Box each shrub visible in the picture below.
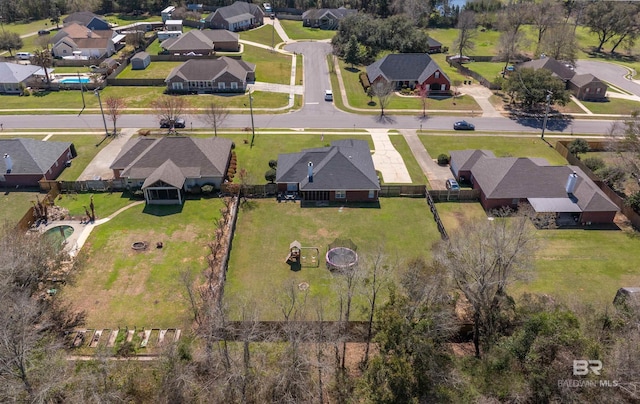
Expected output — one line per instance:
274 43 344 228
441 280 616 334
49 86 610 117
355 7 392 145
265 168 276 183
132 189 144 199
568 139 590 158
583 156 605 172
437 154 450 165
596 166 626 192
626 191 640 212
201 184 215 194
359 71 371 91
269 159 278 169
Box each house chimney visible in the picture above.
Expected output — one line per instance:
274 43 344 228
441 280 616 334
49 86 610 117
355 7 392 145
87 30 92 37
4 153 13 174
307 161 313 183
566 171 578 194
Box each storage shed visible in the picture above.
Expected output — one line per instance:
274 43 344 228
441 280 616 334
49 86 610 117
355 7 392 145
131 52 151 70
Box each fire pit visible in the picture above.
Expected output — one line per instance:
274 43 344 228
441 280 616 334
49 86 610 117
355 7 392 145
131 241 148 251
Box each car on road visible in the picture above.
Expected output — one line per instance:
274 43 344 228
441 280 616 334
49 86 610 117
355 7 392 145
453 120 475 131
160 118 186 128
37 29 50 35
324 90 333 101
445 178 460 190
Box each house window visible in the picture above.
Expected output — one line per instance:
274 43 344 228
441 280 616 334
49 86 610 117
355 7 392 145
231 82 238 89
435 71 440 78
218 82 225 90
596 87 601 93
368 189 375 199
586 88 590 92
335 190 346 199
172 82 183 90
441 84 446 91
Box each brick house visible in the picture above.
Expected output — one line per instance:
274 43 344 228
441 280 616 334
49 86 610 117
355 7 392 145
366 53 451 94
0 138 75 187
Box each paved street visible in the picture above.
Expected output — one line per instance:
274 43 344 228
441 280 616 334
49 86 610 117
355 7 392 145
575 60 640 96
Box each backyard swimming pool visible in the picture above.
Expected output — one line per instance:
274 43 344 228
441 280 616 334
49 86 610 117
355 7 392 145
59 77 90 84
44 225 74 249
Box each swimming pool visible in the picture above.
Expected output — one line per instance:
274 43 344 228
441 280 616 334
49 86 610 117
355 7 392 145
59 77 90 84
44 225 74 249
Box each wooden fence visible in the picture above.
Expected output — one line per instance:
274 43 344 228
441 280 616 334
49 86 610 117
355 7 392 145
556 140 640 230
15 185 60 232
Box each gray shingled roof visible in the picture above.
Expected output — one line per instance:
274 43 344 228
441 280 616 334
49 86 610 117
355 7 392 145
165 57 255 82
111 137 232 181
63 11 106 26
206 1 264 22
142 159 186 189
570 73 602 88
132 51 149 61
427 37 442 47
162 30 214 52
276 139 380 191
449 149 495 173
0 138 72 175
518 57 575 81
302 7 356 20
366 53 448 84
0 63 42 84
461 153 618 213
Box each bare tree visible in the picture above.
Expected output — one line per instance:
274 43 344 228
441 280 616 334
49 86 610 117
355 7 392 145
371 80 395 117
453 10 477 58
152 95 189 134
498 28 528 75
531 0 562 45
418 85 429 118
104 96 126 136
434 212 537 358
541 22 578 64
203 101 229 137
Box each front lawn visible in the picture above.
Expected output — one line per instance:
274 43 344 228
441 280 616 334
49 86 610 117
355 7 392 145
242 44 292 84
279 20 336 41
118 61 183 79
338 61 480 112
225 198 441 320
421 135 570 166
61 198 223 328
52 134 112 181
240 24 284 47
581 98 640 115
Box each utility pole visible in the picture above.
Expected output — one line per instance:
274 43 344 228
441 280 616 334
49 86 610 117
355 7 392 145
94 88 109 138
541 90 552 140
249 91 256 148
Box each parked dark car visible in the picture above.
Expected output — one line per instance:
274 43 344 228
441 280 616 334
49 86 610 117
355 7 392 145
160 118 186 128
37 29 50 35
453 120 475 131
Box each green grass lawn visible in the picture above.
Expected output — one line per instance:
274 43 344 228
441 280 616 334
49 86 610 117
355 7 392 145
240 24 283 47
51 134 110 181
51 66 93 74
467 61 504 82
118 61 183 79
225 198 441 320
0 189 45 228
388 133 428 184
421 135 569 166
279 20 336 41
1 16 67 36
61 198 223 329
145 39 163 55
54 191 136 218
105 13 162 27
581 98 640 115
429 27 502 55
242 44 292 84
295 53 303 85
513 228 640 308
338 60 479 112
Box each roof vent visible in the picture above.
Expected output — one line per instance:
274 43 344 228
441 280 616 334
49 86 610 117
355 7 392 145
566 171 578 194
4 153 12 174
307 161 313 183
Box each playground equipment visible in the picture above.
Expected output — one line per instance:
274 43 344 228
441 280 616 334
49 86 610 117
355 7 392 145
285 240 320 269
326 238 358 271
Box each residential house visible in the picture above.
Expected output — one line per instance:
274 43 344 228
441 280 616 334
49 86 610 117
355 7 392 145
366 53 451 94
517 57 606 101
205 1 264 31
51 23 117 59
165 57 255 93
0 62 49 94
161 30 239 54
449 150 619 224
110 136 233 205
301 7 356 29
63 11 110 30
0 138 76 187
131 52 151 70
276 139 380 203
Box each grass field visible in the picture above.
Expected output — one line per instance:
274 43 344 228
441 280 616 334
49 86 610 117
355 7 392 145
61 198 223 329
54 191 136 218
581 98 640 115
0 190 45 227
118 61 183 79
279 20 336 41
145 39 163 55
389 133 428 184
242 44 292 84
52 134 110 181
240 24 284 47
420 135 570 166
225 198 441 320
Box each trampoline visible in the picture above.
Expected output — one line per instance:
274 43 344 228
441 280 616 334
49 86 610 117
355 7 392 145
326 238 358 271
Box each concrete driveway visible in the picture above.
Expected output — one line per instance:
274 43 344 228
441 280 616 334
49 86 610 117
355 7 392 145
77 128 137 180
